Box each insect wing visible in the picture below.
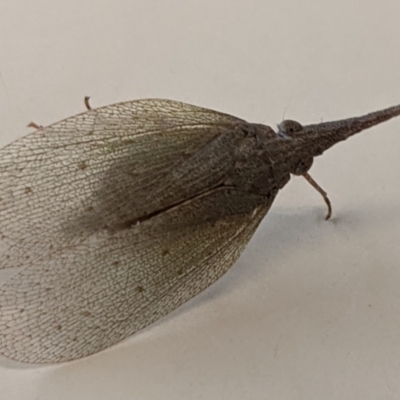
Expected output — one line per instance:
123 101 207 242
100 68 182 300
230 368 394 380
0 98 268 363
0 99 244 270
0 191 271 363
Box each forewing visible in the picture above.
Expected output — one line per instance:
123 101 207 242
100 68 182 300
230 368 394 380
0 188 272 363
0 99 244 270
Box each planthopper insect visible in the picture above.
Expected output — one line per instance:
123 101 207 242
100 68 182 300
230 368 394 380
0 97 399 363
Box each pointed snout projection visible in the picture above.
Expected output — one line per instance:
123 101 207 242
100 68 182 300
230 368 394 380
277 103 400 219
278 103 400 158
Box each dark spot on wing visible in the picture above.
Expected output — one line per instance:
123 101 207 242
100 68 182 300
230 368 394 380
77 161 87 170
81 311 91 317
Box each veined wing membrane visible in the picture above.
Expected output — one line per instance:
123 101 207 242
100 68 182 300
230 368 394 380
0 99 244 269
0 187 273 363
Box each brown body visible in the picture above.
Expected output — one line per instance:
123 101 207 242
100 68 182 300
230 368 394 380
0 99 399 363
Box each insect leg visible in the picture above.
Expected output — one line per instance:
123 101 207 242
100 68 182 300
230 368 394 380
27 121 43 129
84 96 91 110
27 97 92 130
302 172 332 220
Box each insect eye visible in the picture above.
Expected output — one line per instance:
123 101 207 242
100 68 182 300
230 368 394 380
277 120 303 138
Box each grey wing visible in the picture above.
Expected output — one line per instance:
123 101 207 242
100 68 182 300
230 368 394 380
0 188 273 363
0 99 244 269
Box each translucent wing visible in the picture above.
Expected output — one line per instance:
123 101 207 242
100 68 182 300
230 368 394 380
0 98 271 363
0 187 273 363
0 99 244 270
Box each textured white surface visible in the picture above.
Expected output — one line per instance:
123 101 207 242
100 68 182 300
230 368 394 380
0 0 399 398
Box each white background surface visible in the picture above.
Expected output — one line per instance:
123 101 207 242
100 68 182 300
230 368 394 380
0 0 400 399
